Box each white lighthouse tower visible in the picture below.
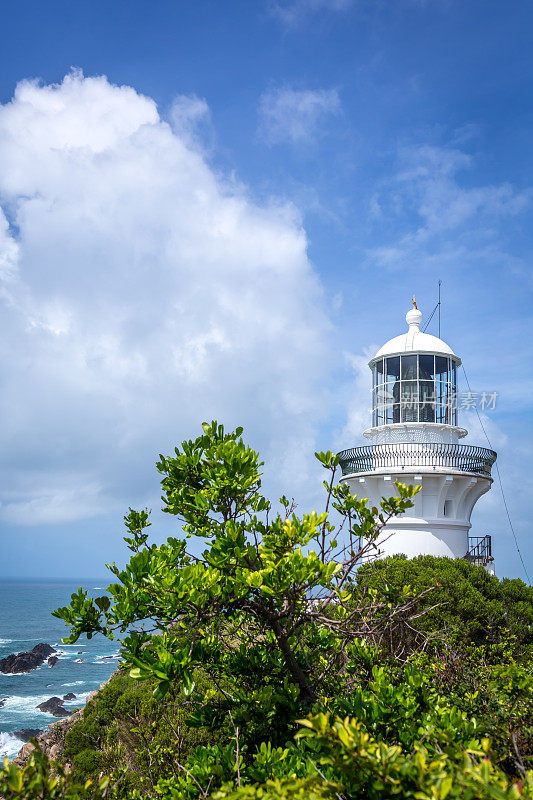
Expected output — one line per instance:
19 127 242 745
338 302 497 569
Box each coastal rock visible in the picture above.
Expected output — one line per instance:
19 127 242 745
37 696 63 712
0 697 8 708
13 709 83 768
14 671 117 768
0 643 55 674
15 741 36 763
48 655 59 667
36 696 70 717
49 707 70 718
14 728 43 742
48 743 62 759
63 692 76 700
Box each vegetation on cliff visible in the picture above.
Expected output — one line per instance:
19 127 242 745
2 422 532 799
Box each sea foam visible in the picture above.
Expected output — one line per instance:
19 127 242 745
0 731 22 759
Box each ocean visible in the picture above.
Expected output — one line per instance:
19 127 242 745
0 579 121 760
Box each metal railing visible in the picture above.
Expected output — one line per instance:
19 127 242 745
337 443 496 477
464 535 493 567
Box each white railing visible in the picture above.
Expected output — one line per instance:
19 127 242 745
337 443 496 478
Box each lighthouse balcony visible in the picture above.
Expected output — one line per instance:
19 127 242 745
337 442 496 479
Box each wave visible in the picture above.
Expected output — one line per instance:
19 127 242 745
0 638 41 644
1 693 64 714
49 651 82 661
63 691 91 704
1 691 92 718
0 732 22 759
1 670 32 676
91 654 121 664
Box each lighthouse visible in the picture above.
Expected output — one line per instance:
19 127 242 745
337 303 497 570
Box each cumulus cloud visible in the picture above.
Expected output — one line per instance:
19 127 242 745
258 87 341 146
334 348 374 451
0 71 332 528
0 209 19 281
168 93 213 148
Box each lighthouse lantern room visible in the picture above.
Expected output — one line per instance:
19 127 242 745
337 303 497 570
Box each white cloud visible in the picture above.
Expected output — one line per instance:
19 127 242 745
168 93 213 148
333 347 375 451
258 87 341 146
0 472 112 526
369 142 530 270
396 144 529 235
0 210 19 283
0 71 333 527
270 0 353 26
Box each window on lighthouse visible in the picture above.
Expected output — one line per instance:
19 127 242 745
372 354 458 427
419 355 436 423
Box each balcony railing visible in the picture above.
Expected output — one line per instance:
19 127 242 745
337 443 496 478
464 535 493 567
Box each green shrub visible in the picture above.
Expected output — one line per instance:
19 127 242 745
4 425 533 799
71 749 103 780
355 554 533 654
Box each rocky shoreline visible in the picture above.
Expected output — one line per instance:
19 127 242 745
0 643 56 674
12 673 116 769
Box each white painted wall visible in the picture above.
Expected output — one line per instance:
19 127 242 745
341 470 492 560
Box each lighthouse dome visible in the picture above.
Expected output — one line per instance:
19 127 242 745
371 307 460 363
368 304 462 430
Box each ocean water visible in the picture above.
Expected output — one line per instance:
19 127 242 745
0 579 121 760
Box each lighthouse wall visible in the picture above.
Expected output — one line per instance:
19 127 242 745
341 471 492 560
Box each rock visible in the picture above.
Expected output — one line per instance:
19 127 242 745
36 696 70 717
13 672 119 768
37 695 63 711
14 728 42 742
77 651 84 654
14 741 36 763
50 707 70 718
0 697 8 708
49 743 61 759
63 692 76 700
74 658 84 662
14 707 84 768
48 655 59 667
0 643 55 674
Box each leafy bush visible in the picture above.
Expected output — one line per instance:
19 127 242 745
294 712 530 800
3 423 532 799
54 422 420 707
0 748 112 799
356 554 533 654
71 749 103 780
62 668 221 791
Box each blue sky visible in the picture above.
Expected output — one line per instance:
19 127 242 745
0 0 531 581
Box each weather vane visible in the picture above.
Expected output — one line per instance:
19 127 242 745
412 295 417 309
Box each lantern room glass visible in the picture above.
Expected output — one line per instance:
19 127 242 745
371 354 458 427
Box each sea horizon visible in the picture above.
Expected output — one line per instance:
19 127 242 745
0 577 110 583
